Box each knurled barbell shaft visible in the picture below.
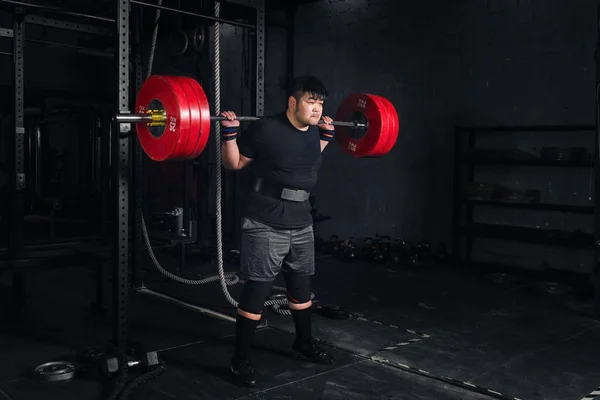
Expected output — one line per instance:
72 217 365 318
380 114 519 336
115 113 367 128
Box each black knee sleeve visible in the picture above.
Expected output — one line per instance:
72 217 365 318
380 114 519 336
238 280 274 315
283 273 312 304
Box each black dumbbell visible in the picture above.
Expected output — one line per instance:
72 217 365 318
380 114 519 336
101 350 160 377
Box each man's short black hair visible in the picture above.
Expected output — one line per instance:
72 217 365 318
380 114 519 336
289 75 329 101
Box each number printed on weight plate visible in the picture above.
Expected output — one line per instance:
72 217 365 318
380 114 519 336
348 142 357 152
169 116 177 132
357 99 367 108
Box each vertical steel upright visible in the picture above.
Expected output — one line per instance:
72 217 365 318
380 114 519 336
133 7 145 289
114 0 130 350
594 4 600 320
232 0 264 246
10 12 25 312
255 0 265 118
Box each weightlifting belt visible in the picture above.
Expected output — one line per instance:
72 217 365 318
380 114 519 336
252 177 310 202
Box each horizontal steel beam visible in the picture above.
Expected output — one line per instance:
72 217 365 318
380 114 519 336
0 0 115 23
24 15 113 36
221 0 257 8
130 0 256 29
136 287 237 324
0 27 13 37
0 26 114 56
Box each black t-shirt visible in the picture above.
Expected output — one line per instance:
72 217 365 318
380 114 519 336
237 112 322 229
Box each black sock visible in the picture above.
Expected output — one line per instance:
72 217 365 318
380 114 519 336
291 307 313 344
234 314 260 360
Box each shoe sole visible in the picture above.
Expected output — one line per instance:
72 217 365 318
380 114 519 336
292 350 335 365
230 365 257 387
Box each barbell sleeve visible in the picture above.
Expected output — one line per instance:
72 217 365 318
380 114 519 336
115 113 367 128
131 76 399 160
115 113 154 123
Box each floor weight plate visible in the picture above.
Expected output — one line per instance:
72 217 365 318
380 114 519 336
33 361 76 382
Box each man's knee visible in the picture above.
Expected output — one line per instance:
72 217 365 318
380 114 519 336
283 273 312 307
238 279 274 317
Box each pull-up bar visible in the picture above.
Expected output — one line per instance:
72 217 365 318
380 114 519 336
0 0 257 30
131 0 257 30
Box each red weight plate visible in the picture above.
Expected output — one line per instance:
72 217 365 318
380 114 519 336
371 95 399 157
171 76 202 159
160 76 192 160
135 75 191 161
334 93 386 157
364 94 393 157
184 77 211 159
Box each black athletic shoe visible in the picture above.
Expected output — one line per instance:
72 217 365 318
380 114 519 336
292 339 335 365
230 358 257 387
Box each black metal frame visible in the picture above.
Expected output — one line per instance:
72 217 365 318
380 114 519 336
2 0 266 348
0 1 115 23
594 4 600 319
0 8 115 324
114 0 130 351
6 11 26 315
12 12 25 258
452 125 597 276
121 0 266 349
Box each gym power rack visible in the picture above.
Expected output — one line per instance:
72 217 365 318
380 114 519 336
2 0 266 354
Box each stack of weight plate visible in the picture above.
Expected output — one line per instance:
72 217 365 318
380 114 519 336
540 146 588 162
32 361 77 382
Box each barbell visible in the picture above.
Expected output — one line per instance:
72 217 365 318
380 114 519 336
114 75 400 161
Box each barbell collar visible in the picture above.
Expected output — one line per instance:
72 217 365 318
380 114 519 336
114 113 367 128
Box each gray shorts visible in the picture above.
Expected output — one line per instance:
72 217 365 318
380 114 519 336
240 217 315 282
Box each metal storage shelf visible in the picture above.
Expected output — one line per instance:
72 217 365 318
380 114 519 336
463 157 594 168
464 199 594 214
452 125 598 273
457 223 595 249
2 0 267 353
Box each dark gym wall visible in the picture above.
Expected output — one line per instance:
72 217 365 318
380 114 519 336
288 0 598 273
1 1 596 272
453 0 597 273
293 0 461 248
0 12 113 215
456 0 596 126
0 20 113 92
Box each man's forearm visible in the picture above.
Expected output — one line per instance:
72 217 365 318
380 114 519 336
320 140 329 152
221 140 240 170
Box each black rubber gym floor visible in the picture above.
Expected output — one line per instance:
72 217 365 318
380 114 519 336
1 252 599 400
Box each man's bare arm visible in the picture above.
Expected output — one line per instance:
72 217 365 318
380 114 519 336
222 140 253 170
318 115 335 153
320 140 330 152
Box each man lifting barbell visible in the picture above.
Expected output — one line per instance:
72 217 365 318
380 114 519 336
115 75 399 161
220 75 336 387
114 73 399 387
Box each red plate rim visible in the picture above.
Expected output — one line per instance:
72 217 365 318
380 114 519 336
379 97 399 156
184 77 212 159
371 95 399 157
171 76 202 159
364 94 393 157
